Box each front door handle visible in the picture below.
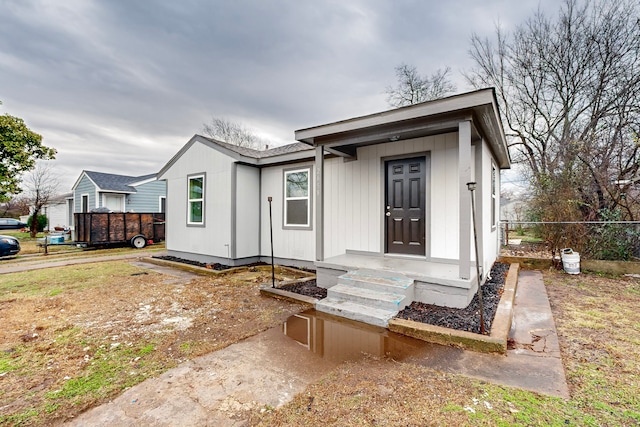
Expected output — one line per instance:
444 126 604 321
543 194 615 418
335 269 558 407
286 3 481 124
386 212 391 217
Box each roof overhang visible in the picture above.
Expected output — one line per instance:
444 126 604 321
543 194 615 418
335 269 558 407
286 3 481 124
295 88 510 169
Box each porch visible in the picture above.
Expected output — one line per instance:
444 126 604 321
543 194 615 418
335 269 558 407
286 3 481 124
315 252 479 309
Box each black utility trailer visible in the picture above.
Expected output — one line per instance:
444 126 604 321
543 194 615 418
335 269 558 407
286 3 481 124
74 212 165 248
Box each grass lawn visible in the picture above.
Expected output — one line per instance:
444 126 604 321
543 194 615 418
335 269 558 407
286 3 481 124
253 270 640 426
0 260 310 426
1 254 639 426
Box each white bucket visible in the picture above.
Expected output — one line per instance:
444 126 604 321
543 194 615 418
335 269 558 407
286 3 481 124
561 248 580 274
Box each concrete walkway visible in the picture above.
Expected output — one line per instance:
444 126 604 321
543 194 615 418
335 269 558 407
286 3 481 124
62 268 568 426
405 270 569 398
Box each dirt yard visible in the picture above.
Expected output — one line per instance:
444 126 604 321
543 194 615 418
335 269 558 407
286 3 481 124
2 255 640 426
0 259 310 426
252 269 640 426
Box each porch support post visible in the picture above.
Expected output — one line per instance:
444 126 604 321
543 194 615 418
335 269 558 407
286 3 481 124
459 121 472 280
315 146 324 261
474 139 484 276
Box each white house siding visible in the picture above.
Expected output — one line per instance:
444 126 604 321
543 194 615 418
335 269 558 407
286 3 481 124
235 164 260 259
127 180 167 212
74 175 98 213
322 133 466 261
43 200 68 230
480 141 500 273
260 162 316 262
161 141 235 259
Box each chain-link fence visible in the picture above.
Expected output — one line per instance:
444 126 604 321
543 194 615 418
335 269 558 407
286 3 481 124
500 221 640 261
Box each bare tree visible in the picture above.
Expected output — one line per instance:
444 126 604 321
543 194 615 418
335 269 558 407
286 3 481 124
385 64 457 107
22 163 60 237
0 196 30 218
202 116 265 149
466 0 640 220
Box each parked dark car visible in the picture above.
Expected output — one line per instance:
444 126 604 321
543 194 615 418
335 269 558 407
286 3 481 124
0 235 20 256
0 218 27 229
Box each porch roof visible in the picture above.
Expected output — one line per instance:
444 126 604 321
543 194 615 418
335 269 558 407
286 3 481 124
294 88 510 169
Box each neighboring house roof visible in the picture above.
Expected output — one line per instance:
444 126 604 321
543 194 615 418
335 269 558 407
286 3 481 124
158 136 315 177
72 171 159 193
46 192 73 205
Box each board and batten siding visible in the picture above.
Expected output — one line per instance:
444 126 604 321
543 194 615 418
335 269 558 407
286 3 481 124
127 180 166 213
480 141 500 272
322 132 472 261
260 162 316 262
74 175 97 213
161 141 235 259
234 164 260 259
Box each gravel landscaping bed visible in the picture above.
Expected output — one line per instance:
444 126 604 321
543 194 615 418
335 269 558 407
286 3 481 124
278 280 327 299
396 262 508 334
153 255 266 271
278 262 508 334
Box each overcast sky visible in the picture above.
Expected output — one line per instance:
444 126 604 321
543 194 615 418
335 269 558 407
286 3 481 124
1 0 558 192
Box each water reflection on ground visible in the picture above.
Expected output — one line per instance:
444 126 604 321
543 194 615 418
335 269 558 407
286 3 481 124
282 309 427 363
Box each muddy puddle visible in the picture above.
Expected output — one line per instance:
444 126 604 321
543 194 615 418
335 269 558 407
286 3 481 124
281 309 429 363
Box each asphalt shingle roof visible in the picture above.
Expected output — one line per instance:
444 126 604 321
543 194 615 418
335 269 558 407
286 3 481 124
199 136 313 159
84 171 157 192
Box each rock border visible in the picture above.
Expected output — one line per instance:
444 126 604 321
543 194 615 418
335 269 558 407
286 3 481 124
260 264 520 354
388 263 519 354
145 257 314 278
259 277 320 306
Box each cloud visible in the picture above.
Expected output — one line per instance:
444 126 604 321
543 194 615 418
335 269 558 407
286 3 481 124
1 0 560 193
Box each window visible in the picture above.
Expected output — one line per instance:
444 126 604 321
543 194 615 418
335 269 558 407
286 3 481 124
159 196 166 213
284 168 311 228
188 174 204 225
491 163 497 227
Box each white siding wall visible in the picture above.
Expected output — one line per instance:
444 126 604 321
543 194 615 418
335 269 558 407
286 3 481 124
235 164 260 258
44 201 68 229
481 141 500 271
161 141 235 258
260 162 316 261
323 133 463 260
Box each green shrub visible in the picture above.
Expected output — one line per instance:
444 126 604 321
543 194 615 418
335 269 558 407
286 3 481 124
27 214 48 232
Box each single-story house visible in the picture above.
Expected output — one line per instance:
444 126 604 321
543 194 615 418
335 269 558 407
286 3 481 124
71 170 166 216
159 88 510 326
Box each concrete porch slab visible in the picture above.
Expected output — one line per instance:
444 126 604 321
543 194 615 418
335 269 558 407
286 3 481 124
316 253 477 289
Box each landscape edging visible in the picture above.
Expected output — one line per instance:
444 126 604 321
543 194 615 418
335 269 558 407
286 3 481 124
388 263 520 354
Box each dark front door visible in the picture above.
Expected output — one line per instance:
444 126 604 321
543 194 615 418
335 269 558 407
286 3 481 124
385 157 426 255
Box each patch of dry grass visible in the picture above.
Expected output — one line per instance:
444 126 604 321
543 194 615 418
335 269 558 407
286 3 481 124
252 270 640 426
0 261 308 426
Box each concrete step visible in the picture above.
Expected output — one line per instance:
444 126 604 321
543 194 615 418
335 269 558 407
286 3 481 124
327 283 409 312
315 298 397 328
339 269 414 299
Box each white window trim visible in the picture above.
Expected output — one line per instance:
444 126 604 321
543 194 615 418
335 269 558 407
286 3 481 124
283 167 312 229
81 194 89 213
491 162 497 229
159 196 166 213
187 173 205 226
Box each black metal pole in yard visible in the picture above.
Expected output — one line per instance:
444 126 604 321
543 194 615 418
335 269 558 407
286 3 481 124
268 196 275 288
467 182 486 335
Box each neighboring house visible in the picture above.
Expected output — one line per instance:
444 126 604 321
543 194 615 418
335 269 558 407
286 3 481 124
500 197 528 223
71 171 166 219
41 192 74 230
159 88 510 325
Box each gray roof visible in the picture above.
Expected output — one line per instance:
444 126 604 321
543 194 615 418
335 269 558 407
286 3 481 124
84 171 157 193
199 136 313 159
